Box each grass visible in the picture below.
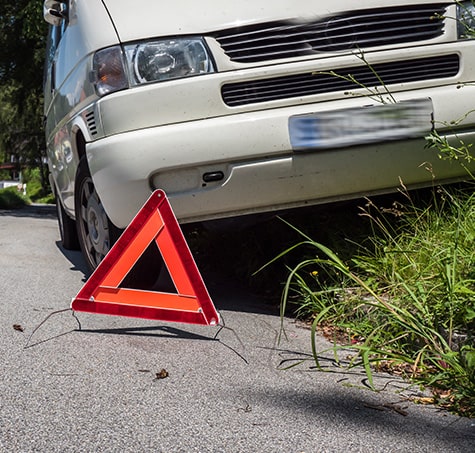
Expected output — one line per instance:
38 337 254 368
22 167 54 204
254 42 475 417
265 185 475 417
0 165 54 209
0 167 54 208
0 186 29 209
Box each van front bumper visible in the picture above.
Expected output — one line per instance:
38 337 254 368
87 86 475 229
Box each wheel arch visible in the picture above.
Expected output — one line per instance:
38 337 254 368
71 124 87 163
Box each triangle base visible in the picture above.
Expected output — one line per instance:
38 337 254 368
73 298 210 325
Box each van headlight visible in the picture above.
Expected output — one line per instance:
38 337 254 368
92 38 214 96
124 38 214 85
457 1 475 39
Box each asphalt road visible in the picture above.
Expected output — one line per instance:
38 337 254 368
0 204 474 452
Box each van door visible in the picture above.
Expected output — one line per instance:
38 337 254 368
44 20 72 203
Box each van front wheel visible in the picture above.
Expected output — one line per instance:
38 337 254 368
75 158 121 273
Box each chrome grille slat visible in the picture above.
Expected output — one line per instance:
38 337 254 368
221 54 459 106
218 24 303 42
321 29 444 47
213 4 448 63
320 21 442 37
227 26 440 60
220 21 443 45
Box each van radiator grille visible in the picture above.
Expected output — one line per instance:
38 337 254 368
221 54 459 107
213 4 448 63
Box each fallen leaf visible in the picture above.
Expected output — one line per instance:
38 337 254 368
414 397 435 405
155 369 169 379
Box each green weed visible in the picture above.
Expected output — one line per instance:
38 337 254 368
263 185 475 417
0 186 28 209
22 167 54 203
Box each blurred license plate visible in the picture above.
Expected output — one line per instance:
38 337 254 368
289 99 433 151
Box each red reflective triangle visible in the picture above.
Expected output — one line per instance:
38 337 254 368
71 190 220 326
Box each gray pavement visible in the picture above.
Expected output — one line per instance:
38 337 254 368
0 204 474 452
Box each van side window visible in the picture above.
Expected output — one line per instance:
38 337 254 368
44 5 69 89
45 25 60 70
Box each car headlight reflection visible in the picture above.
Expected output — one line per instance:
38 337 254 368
125 38 214 85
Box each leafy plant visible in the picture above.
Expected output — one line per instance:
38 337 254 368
263 17 475 416
315 50 396 104
22 167 54 203
0 1 49 195
0 186 28 209
264 186 475 417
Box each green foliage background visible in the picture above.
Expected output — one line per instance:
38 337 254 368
0 1 48 194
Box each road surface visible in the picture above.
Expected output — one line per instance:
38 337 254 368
0 204 473 452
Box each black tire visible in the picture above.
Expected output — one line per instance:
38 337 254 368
55 187 80 250
75 158 121 273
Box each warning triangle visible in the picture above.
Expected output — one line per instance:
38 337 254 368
71 190 220 326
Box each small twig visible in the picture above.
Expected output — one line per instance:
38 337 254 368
237 403 252 413
364 402 408 416
384 403 408 416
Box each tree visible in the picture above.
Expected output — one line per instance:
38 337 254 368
0 1 48 192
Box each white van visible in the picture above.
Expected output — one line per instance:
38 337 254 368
44 0 475 271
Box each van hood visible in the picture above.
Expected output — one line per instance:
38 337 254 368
101 0 453 42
